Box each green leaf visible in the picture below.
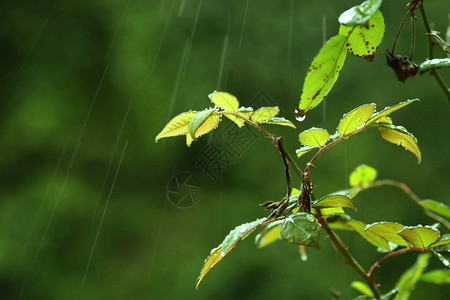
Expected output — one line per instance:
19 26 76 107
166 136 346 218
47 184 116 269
298 34 348 116
419 199 450 218
296 146 318 158
419 58 450 73
186 112 220 146
280 213 321 249
376 124 421 163
365 222 409 246
208 91 239 111
260 117 296 128
255 221 284 249
366 99 419 126
250 107 279 122
339 10 385 61
317 207 345 216
432 249 450 269
397 226 440 249
299 128 330 146
229 107 254 128
394 254 431 300
380 288 399 300
348 220 391 250
338 0 383 26
155 111 198 141
420 269 450 284
349 164 377 187
312 195 356 211
338 104 376 135
188 108 216 139
430 234 450 248
331 187 362 199
351 281 374 298
196 218 268 289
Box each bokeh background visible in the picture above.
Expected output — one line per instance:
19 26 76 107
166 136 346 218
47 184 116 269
1 0 449 299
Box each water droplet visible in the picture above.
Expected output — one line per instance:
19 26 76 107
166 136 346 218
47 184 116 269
220 251 225 257
296 114 306 122
306 214 315 222
239 226 247 233
300 255 308 261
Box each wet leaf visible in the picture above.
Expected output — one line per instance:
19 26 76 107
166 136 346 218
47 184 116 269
419 58 450 74
318 207 345 216
366 99 419 126
251 107 279 122
299 128 330 146
260 117 296 128
230 107 254 127
338 104 376 135
432 249 450 269
419 199 450 218
339 10 385 61
376 124 421 163
397 226 440 249
365 222 409 246
155 111 198 141
348 220 390 250
351 281 374 297
187 112 220 146
188 108 216 139
331 187 362 199
280 213 321 249
208 91 239 111
430 234 450 248
296 145 318 158
394 254 431 300
255 221 283 249
432 234 450 268
298 35 348 116
349 164 377 187
380 288 399 300
339 0 383 26
312 194 356 211
420 269 450 284
373 115 393 124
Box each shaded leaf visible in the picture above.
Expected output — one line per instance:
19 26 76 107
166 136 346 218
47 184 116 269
299 128 330 146
397 226 440 249
260 117 296 128
430 234 450 248
420 269 450 284
419 199 450 218
338 104 376 135
209 91 239 111
280 213 321 249
331 187 362 199
394 254 431 300
312 194 356 211
419 58 450 74
348 220 390 250
380 288 399 300
188 108 216 139
296 146 318 158
349 164 377 187
366 99 419 126
255 221 283 249
251 107 279 122
155 111 198 141
376 124 421 163
339 0 383 26
432 249 450 269
298 35 348 116
365 222 409 246
351 281 374 297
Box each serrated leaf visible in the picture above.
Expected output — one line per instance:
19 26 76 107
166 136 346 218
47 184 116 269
420 269 450 284
229 107 254 128
260 117 296 128
397 226 440 249
299 128 330 146
376 124 421 163
296 146 318 158
351 281 374 298
155 111 198 141
366 99 419 126
251 107 279 122
255 221 283 249
208 91 239 111
186 113 220 146
196 218 268 289
339 0 383 26
298 34 348 116
349 164 377 187
374 115 393 124
394 254 431 300
339 10 385 61
338 104 376 135
189 108 216 139
419 58 450 73
430 234 450 248
365 222 409 246
312 195 356 211
419 200 450 218
348 220 391 250
280 213 321 249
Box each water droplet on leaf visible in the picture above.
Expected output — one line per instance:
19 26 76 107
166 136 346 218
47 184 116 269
220 251 225 257
239 226 247 233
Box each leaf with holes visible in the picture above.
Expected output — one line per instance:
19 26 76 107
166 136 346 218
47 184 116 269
349 164 377 187
155 111 198 141
299 128 330 146
339 0 383 26
376 124 421 163
397 226 440 249
365 222 409 246
251 107 279 122
366 99 419 125
338 103 376 135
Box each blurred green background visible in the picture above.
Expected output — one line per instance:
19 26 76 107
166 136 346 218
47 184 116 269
1 0 449 299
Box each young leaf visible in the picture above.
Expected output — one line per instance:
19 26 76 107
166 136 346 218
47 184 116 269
312 195 356 211
188 108 216 139
187 112 221 146
255 221 283 249
349 164 377 187
397 226 440 249
376 124 421 163
365 222 409 246
338 0 383 26
229 107 254 128
298 35 348 116
420 269 450 284
373 115 393 125
338 104 376 135
260 117 296 128
250 107 279 122
299 128 330 147
155 111 198 141
366 99 419 126
419 58 450 74
339 10 385 61
419 199 450 218
351 281 374 298
208 91 239 111
394 254 431 300
296 146 318 158
280 213 321 249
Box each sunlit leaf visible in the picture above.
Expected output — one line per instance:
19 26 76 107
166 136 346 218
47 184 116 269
420 269 450 284
229 107 254 127
419 58 450 74
260 117 296 128
280 213 321 249
312 194 356 211
318 207 345 216
209 91 239 111
376 124 421 163
394 254 431 300
365 222 408 246
397 225 440 249
296 146 318 158
331 187 362 199
255 221 283 249
349 164 377 187
338 104 376 135
298 35 348 116
250 107 279 122
366 99 419 126
419 199 450 218
380 288 399 300
348 220 391 250
155 111 198 141
187 112 220 146
374 115 393 124
188 108 216 139
339 11 385 61
351 281 374 298
430 234 450 248
299 128 330 146
339 0 383 26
